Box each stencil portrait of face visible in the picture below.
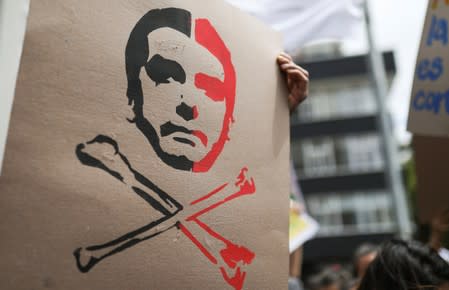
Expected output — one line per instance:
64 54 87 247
125 8 236 173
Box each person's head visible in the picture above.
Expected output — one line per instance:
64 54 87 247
308 268 341 290
353 243 378 279
358 239 449 290
125 8 236 173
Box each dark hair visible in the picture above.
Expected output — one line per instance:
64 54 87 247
353 243 378 276
125 8 191 106
358 239 449 290
307 267 341 290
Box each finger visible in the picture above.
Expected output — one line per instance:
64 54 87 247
286 69 309 82
286 66 307 77
279 52 292 61
283 64 309 79
297 65 309 78
280 63 300 71
277 55 290 65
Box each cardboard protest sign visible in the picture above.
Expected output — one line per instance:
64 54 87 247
413 135 449 223
0 1 290 289
408 0 449 136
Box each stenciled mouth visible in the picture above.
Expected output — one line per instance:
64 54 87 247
160 122 208 147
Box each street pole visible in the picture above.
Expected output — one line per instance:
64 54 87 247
363 0 413 238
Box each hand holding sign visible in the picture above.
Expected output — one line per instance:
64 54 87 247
277 52 309 113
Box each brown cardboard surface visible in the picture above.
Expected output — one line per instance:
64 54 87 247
413 135 449 223
407 1 449 137
0 1 289 289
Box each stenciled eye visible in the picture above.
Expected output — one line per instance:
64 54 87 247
145 54 186 86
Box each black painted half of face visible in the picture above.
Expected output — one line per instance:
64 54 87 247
125 8 194 171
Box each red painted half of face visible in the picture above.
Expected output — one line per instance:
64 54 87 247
192 18 236 173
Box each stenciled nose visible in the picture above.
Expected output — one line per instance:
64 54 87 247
176 102 198 121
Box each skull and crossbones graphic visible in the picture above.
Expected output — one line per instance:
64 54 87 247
73 8 256 290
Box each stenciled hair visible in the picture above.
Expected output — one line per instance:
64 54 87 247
125 8 191 110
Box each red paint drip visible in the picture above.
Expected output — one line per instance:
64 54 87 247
235 167 248 187
220 267 246 290
178 223 217 265
191 130 208 147
192 18 236 173
190 183 229 206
